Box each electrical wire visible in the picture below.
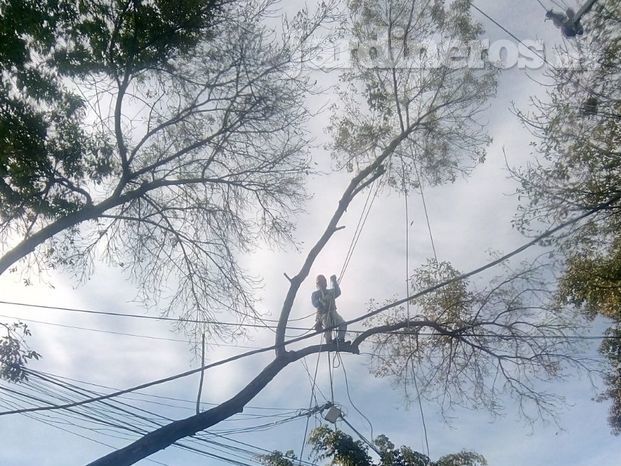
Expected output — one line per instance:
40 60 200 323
3 372 308 466
2 198 619 417
0 313 266 349
471 2 550 66
18 411 170 466
26 369 305 414
4 306 615 342
0 300 310 331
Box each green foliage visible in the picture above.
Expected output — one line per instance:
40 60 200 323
309 425 373 466
0 322 40 382
558 237 621 321
409 260 472 323
363 259 587 420
598 325 621 435
0 0 220 221
0 0 219 223
0 0 322 340
258 450 297 466
514 0 621 433
331 0 497 191
259 428 486 466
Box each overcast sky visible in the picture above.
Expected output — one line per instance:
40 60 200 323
1 1 621 465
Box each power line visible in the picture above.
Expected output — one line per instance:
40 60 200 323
27 369 304 413
19 411 170 466
0 300 311 331
2 307 615 342
471 2 550 66
0 313 264 349
2 198 619 417
536 0 549 10
4 372 303 466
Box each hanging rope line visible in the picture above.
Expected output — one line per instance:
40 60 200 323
402 171 431 462
337 352 375 441
535 0 549 10
551 0 569 10
338 179 382 284
338 179 376 283
4 194 618 417
413 159 438 262
298 341 324 466
411 365 430 461
328 351 335 404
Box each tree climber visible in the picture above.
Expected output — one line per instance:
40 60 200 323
546 8 584 37
312 274 348 345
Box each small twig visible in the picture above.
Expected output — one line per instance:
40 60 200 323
196 333 206 415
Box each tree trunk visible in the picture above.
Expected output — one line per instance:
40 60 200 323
87 345 358 466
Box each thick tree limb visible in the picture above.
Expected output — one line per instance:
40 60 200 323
274 123 420 355
86 343 359 466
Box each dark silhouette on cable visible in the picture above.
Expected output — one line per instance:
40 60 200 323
545 0 599 37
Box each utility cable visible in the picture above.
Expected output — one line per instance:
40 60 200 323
28 369 302 413
2 196 618 417
8 372 306 466
19 411 169 466
536 0 549 10
471 2 550 66
0 313 265 349
0 300 310 331
340 416 382 457
4 307 615 342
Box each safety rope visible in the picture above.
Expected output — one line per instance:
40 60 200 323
402 165 431 462
297 340 324 465
338 177 382 284
337 351 375 440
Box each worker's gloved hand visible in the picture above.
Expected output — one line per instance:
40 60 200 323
330 274 337 283
314 320 323 332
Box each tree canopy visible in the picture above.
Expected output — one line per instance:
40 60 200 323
0 0 326 345
0 0 617 464
259 427 487 466
514 0 621 433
